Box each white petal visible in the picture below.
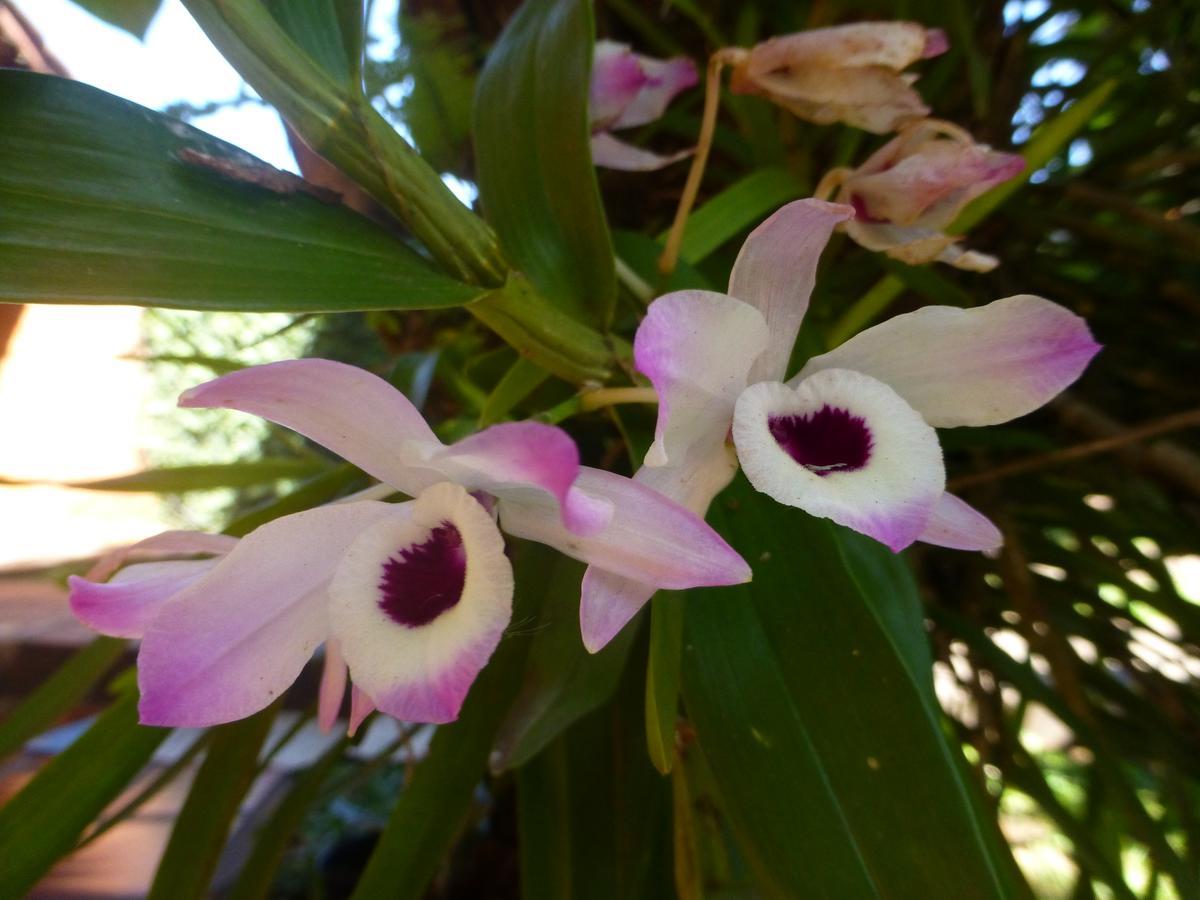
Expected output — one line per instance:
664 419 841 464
733 371 944 551
329 483 513 725
797 295 1101 427
634 291 767 468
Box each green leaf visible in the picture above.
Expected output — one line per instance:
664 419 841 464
347 542 543 900
264 0 361 87
517 649 673 900
148 708 278 900
480 357 551 427
682 478 1008 897
0 637 125 760
68 0 162 38
0 72 485 313
0 691 170 898
182 0 506 286
491 557 639 772
474 0 617 327
645 593 685 775
656 167 806 266
0 459 328 493
227 735 349 900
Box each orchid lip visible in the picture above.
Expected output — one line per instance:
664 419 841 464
378 522 467 628
768 405 873 476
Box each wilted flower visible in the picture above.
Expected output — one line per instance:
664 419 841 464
589 40 698 170
727 22 948 133
818 119 1026 270
585 198 1100 651
71 360 749 727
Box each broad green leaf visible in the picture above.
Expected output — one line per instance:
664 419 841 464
0 459 327 493
682 478 1007 897
474 0 617 327
517 652 672 900
0 72 485 313
181 0 506 286
228 736 349 900
645 593 685 775
67 0 162 38
347 542 544 900
0 637 125 760
148 708 278 900
491 556 639 772
656 167 805 265
0 691 169 898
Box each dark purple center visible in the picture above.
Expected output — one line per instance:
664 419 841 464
768 405 873 476
378 523 466 628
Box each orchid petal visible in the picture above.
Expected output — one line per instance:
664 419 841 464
590 41 647 129
727 199 852 383
579 569 657 654
348 687 375 735
590 132 692 171
733 371 944 552
797 295 1101 427
180 359 442 497
137 501 397 727
919 493 1002 552
751 67 932 133
318 639 348 733
743 22 944 73
329 483 513 725
426 422 611 537
635 290 768 468
499 466 750 591
610 54 698 129
86 530 237 582
69 558 220 639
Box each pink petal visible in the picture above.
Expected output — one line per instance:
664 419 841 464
348 687 375 736
69 558 219 639
727 199 852 383
579 569 656 654
85 530 237 582
180 359 442 496
634 290 768 468
590 132 692 171
499 466 751 591
429 421 611 537
749 67 931 133
610 54 698 130
922 28 950 58
590 41 647 129
918 493 1002 552
797 295 1101 427
733 372 945 552
137 501 397 727
329 484 513 725
318 639 348 733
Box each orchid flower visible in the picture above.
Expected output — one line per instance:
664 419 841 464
659 21 945 274
589 40 698 171
583 198 1100 652
727 22 948 134
70 359 749 727
816 120 1026 271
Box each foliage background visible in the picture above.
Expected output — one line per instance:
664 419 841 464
1 0 1198 897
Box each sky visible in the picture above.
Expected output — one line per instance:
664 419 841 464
18 0 298 170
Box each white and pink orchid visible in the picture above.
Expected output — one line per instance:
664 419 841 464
589 40 698 171
818 119 1026 271
69 360 749 728
727 22 948 134
582 198 1100 652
